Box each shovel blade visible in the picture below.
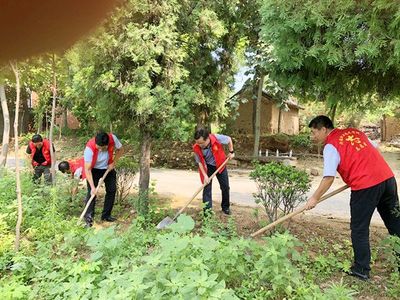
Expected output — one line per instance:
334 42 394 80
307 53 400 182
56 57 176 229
156 216 174 230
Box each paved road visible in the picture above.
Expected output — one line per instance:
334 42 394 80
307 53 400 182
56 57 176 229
6 152 400 225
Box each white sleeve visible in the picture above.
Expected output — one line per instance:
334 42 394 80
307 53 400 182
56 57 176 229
368 138 378 148
323 144 340 177
74 167 83 179
112 134 123 149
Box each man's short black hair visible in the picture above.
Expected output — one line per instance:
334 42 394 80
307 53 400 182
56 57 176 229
308 115 334 130
194 127 209 140
58 161 70 173
95 131 109 146
32 134 43 143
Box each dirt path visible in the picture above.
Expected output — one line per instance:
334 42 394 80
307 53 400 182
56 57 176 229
6 150 400 225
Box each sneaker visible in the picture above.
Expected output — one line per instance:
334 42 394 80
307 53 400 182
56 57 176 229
346 266 369 280
101 216 117 222
222 208 231 215
84 222 93 228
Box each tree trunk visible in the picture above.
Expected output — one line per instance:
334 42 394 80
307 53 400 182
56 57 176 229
49 54 57 184
138 126 151 215
329 103 337 124
277 108 282 133
196 109 211 130
0 84 10 167
10 61 23 252
253 74 264 157
63 108 68 129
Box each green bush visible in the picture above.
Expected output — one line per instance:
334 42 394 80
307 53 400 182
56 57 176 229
290 133 312 149
115 157 138 204
250 162 311 223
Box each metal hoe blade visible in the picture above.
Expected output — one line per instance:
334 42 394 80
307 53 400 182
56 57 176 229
156 216 174 230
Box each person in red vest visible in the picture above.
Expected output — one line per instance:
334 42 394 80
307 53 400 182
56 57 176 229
58 158 85 180
193 128 235 215
83 131 123 227
26 134 55 184
58 158 85 196
305 115 400 280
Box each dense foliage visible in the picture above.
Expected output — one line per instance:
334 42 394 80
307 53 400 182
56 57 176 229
259 0 400 110
250 162 311 222
0 169 370 299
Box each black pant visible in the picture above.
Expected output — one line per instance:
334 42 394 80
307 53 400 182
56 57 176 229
350 177 400 272
203 164 230 211
84 168 117 223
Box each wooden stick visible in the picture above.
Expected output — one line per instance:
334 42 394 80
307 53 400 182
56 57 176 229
171 157 230 221
251 185 349 238
78 169 111 223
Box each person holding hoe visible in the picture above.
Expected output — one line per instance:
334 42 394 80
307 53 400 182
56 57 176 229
83 131 123 227
306 115 400 280
193 127 235 215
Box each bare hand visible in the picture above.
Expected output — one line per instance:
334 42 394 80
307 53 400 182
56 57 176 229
228 153 235 160
90 186 97 197
203 175 210 185
305 196 319 210
107 162 115 171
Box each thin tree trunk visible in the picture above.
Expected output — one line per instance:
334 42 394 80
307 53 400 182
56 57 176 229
278 108 282 133
10 61 23 252
62 108 68 129
0 84 10 167
253 74 264 157
329 103 337 124
138 127 151 215
49 54 57 184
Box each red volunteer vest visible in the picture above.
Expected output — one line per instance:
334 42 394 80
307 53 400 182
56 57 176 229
325 128 393 190
69 158 85 179
193 134 227 184
86 133 115 170
29 139 52 167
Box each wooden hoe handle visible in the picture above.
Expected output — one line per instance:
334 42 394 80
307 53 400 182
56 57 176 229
250 185 349 238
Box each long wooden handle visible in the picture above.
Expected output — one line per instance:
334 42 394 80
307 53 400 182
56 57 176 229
250 185 349 238
172 157 231 221
78 169 111 223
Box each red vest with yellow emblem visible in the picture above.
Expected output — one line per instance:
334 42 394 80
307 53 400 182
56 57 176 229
325 128 393 190
193 134 227 184
29 139 51 167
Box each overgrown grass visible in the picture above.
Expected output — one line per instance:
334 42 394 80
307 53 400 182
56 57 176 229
0 169 399 299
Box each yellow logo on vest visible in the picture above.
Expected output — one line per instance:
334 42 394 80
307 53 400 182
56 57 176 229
339 131 368 151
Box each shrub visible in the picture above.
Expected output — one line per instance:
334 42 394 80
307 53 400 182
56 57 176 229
250 162 311 223
290 133 312 149
116 157 138 204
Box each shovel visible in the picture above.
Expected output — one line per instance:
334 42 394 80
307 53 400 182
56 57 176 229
157 157 230 229
250 184 349 238
77 169 111 224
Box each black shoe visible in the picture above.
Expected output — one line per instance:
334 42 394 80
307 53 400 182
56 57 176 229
346 266 369 281
101 216 117 222
222 208 231 215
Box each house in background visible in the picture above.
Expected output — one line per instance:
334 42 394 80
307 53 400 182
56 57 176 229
381 114 400 141
229 88 303 135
